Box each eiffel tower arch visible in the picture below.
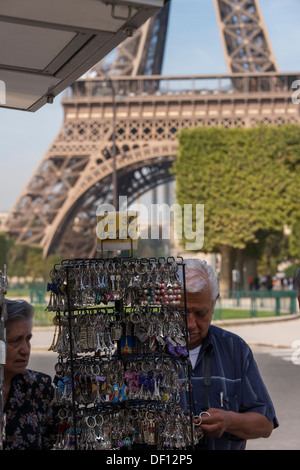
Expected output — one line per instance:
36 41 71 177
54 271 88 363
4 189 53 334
5 1 300 258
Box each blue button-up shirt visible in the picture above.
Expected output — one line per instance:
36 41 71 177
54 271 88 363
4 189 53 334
183 325 278 450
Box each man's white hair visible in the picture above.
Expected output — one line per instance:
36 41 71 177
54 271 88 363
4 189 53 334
184 259 219 302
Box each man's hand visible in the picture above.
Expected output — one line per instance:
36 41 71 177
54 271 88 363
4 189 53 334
194 409 229 438
194 408 274 440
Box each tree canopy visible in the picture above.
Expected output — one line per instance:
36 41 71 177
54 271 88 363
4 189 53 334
172 124 300 290
0 232 61 284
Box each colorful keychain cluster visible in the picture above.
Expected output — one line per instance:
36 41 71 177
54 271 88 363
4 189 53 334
48 257 196 450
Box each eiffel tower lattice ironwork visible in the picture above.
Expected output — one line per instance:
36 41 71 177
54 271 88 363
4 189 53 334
5 0 300 259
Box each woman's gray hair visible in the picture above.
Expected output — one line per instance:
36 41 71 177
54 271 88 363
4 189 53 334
4 299 34 326
184 259 219 302
295 268 300 292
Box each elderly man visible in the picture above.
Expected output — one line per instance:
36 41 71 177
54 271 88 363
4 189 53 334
183 259 278 450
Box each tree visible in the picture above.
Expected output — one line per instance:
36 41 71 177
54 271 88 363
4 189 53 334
4 235 62 284
289 217 300 260
0 232 14 268
172 124 299 292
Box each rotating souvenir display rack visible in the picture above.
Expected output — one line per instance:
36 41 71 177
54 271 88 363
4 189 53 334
0 265 7 451
47 256 198 450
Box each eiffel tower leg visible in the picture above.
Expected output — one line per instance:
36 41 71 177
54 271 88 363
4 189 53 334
214 0 278 73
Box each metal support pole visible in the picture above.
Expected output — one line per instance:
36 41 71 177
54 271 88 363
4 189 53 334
107 77 118 213
65 265 78 450
0 265 7 451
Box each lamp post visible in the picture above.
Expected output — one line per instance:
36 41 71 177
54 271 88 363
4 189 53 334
105 77 118 212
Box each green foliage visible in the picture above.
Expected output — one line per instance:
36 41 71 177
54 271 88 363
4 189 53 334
6 242 43 279
172 124 300 255
0 232 62 282
0 232 14 267
289 217 300 259
284 263 299 279
256 230 289 276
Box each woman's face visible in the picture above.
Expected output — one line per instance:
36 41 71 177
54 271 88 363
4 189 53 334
4 318 32 381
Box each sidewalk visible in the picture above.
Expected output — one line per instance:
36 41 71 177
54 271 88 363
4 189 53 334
213 313 300 349
30 313 300 351
31 326 55 351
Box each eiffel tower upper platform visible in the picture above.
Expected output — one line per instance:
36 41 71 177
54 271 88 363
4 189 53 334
4 0 300 258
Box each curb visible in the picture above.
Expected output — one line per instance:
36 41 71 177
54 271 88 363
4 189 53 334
212 313 300 327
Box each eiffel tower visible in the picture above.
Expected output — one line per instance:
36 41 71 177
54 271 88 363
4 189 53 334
5 0 299 259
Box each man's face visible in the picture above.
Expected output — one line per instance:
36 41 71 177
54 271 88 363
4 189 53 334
185 290 215 350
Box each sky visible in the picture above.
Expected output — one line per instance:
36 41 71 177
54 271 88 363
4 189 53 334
0 0 300 212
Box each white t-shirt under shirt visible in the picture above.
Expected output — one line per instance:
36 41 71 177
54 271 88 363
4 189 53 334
189 345 201 369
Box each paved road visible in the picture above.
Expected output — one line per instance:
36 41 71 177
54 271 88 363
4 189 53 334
246 346 300 450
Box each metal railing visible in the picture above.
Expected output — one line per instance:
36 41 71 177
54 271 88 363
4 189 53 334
63 72 300 101
215 290 298 320
6 286 299 325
